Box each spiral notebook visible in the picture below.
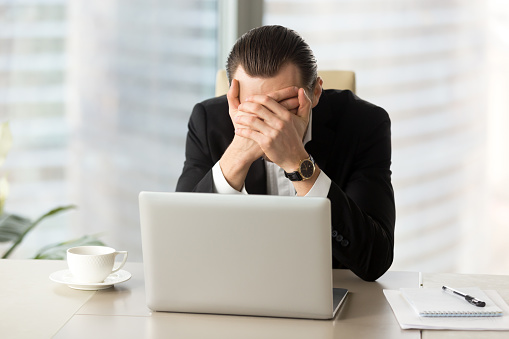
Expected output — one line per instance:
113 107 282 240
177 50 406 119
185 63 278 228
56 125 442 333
400 287 503 317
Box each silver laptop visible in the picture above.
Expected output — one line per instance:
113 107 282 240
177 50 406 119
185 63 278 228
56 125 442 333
139 192 347 319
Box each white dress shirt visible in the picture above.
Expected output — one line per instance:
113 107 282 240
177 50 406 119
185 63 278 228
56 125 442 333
211 112 332 197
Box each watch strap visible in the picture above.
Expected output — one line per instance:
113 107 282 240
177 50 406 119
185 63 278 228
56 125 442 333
284 170 303 181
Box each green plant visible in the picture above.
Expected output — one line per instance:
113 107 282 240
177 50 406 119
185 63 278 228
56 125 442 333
33 234 105 259
0 121 104 259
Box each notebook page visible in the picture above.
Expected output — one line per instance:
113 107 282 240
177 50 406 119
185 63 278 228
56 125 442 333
400 287 503 317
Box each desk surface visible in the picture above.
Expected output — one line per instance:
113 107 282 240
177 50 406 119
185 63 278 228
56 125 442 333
1 260 508 339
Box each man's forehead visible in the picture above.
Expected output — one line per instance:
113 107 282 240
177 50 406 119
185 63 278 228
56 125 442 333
233 64 303 98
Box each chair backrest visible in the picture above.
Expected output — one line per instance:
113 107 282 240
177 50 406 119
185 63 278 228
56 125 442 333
215 69 356 97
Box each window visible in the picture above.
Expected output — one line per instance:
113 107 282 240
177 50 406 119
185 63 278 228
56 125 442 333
264 0 509 273
1 0 218 260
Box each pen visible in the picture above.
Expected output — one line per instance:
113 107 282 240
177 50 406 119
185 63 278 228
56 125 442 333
442 286 486 307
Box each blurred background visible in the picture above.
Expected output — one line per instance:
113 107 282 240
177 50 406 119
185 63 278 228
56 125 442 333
1 0 508 274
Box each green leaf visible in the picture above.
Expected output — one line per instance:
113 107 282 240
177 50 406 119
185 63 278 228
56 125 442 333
0 213 31 242
33 234 105 260
39 205 77 219
2 205 76 259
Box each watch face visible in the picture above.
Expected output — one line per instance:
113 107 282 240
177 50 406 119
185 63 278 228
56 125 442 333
299 159 315 179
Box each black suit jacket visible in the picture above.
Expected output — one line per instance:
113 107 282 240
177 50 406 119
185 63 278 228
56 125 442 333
176 89 395 281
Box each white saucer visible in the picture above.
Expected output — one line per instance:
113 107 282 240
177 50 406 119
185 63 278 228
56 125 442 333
49 269 131 290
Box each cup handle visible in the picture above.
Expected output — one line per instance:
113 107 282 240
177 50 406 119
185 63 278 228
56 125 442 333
111 251 128 273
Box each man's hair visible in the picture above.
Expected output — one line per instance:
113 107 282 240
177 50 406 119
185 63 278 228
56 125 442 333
226 25 318 92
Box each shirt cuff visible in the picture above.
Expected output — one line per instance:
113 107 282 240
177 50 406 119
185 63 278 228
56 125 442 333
212 161 248 194
305 170 331 197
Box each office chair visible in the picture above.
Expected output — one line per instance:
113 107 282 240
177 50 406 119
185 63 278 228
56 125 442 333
215 69 356 97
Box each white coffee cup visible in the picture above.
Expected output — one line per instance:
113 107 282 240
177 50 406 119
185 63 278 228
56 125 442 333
67 246 128 283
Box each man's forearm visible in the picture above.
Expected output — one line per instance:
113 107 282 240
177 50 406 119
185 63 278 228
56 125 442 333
219 139 259 191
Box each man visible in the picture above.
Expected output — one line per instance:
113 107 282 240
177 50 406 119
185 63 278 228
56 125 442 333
176 25 395 281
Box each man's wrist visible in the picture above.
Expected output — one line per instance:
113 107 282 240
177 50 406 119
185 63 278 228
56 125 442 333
212 162 248 194
229 136 262 164
292 166 321 196
281 151 312 175
219 141 258 191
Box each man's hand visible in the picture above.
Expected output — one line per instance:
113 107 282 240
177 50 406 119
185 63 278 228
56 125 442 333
277 88 312 142
218 79 269 191
234 87 312 173
227 79 244 128
226 79 264 163
220 81 310 192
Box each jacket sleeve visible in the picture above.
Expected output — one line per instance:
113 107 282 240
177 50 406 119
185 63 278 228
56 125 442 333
176 102 216 193
327 108 395 281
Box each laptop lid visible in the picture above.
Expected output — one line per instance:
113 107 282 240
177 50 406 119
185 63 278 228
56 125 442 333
139 192 346 319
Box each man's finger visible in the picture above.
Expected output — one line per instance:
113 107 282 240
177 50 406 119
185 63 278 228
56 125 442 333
296 88 311 119
227 79 240 109
266 86 298 103
279 97 299 112
244 93 297 123
238 101 283 128
235 126 266 148
235 114 264 133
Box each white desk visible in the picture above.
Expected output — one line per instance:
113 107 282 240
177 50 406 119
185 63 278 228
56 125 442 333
1 260 507 339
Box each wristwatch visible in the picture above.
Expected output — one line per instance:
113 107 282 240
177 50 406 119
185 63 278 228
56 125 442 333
284 154 316 181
